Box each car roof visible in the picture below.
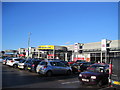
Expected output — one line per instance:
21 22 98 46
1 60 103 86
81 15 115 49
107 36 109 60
42 60 61 63
92 63 109 67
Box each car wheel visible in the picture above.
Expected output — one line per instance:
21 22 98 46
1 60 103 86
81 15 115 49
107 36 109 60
97 80 103 87
46 71 52 77
67 70 71 75
24 67 28 71
80 81 85 85
13 64 18 68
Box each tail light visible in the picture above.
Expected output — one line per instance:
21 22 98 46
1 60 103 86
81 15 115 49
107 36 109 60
11 60 14 62
43 66 47 69
32 64 35 67
109 64 112 74
3 60 6 62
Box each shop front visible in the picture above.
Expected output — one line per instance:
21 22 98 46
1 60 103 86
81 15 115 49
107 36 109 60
37 45 67 61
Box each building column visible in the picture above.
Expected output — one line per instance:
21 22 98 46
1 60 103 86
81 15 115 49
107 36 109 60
65 52 68 61
38 50 40 58
101 51 102 63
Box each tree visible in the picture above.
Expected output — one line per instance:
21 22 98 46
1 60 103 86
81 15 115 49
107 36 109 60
1 51 5 58
1 51 5 55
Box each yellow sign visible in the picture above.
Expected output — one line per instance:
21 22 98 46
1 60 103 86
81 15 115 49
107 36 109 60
38 45 54 50
112 81 120 85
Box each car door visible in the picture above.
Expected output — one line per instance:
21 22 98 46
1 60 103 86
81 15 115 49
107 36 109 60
50 62 61 74
24 60 31 69
56 62 67 74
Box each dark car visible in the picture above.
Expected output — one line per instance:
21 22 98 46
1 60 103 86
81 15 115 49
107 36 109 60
68 61 75 66
71 62 92 73
24 58 44 72
78 63 109 87
75 60 86 64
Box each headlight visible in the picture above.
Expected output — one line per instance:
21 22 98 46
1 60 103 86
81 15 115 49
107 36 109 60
91 76 96 79
79 74 82 77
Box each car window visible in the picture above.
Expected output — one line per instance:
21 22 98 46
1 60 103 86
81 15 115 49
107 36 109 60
14 59 22 61
33 61 41 64
85 63 91 66
19 59 26 63
26 60 31 63
50 62 57 66
8 58 12 60
87 66 96 72
56 62 66 67
88 65 106 73
40 61 47 65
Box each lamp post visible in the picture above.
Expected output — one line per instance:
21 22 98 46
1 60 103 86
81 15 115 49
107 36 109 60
27 32 31 59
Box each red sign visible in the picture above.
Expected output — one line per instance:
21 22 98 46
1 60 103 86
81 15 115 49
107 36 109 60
19 54 25 56
48 54 56 56
74 57 84 62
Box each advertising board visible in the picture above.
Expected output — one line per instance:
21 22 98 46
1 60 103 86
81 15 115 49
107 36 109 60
38 45 54 50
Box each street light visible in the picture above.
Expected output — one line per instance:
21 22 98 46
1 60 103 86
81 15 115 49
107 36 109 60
27 32 31 59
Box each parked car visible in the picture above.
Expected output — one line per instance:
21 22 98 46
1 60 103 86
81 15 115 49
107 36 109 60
75 60 86 64
18 59 26 69
24 58 44 72
6 58 24 68
36 60 72 76
71 62 92 73
2 57 11 65
78 63 109 87
68 61 75 66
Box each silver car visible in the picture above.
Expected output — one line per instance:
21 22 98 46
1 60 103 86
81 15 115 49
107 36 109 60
36 60 72 76
18 59 26 69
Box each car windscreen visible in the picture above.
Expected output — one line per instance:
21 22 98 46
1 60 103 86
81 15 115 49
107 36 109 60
87 66 106 73
33 61 42 64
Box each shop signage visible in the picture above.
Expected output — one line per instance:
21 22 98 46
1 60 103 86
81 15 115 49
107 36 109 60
38 45 54 50
101 39 107 51
74 43 79 52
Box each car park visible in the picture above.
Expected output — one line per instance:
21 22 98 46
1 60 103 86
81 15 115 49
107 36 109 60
36 60 72 76
71 62 92 73
6 58 25 68
78 63 109 87
24 58 44 72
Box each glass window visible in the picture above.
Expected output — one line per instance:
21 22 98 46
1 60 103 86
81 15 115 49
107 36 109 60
19 59 26 63
56 62 65 67
14 59 22 61
40 62 47 65
50 62 57 66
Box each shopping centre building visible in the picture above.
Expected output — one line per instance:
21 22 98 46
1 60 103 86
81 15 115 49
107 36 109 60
17 39 120 63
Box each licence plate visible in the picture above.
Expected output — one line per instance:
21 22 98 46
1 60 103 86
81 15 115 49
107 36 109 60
82 78 89 82
28 67 31 70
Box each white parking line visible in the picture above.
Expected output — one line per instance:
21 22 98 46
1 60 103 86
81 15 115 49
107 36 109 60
58 80 65 81
61 81 79 84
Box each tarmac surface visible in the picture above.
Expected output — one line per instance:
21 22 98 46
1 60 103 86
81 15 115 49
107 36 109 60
1 63 111 90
